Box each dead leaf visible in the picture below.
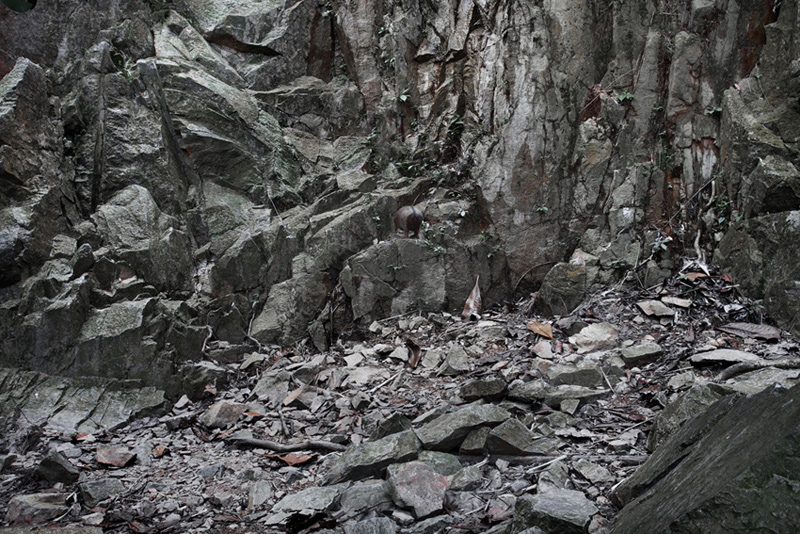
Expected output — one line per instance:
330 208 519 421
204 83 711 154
526 320 554 339
265 452 315 466
717 322 781 341
152 445 169 458
406 338 421 368
681 272 707 282
283 385 307 406
461 276 482 321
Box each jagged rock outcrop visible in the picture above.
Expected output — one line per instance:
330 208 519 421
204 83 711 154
612 383 800 533
1 0 799 405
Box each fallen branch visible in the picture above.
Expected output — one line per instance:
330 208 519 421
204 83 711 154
228 436 348 452
716 359 800 382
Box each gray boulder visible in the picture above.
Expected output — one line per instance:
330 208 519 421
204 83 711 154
415 403 511 451
324 430 421 485
613 383 800 533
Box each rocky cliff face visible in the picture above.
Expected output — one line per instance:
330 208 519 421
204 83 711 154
0 0 798 396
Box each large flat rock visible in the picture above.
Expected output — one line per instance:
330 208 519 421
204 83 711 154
613 383 800 533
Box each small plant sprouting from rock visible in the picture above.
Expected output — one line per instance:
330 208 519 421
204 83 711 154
650 234 672 255
618 90 635 102
536 204 548 213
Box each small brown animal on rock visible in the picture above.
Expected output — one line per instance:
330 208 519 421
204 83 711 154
393 205 423 238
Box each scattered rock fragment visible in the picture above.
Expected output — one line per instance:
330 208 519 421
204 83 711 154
509 488 598 534
636 300 675 317
485 419 562 456
345 516 398 534
96 445 136 468
5 493 70 526
35 448 80 483
619 343 663 366
266 483 350 526
415 404 511 451
569 323 619 353
459 375 507 401
200 400 247 428
387 461 449 518
78 478 126 508
247 481 273 511
688 348 762 365
324 430 421 484
547 362 605 388
438 344 471 375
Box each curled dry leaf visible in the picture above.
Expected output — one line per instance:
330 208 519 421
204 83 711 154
461 276 482 321
266 452 315 466
526 321 554 340
406 338 422 368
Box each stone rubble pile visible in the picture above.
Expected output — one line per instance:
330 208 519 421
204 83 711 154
2 267 799 533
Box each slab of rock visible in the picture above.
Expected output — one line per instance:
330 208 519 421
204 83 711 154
542 385 610 407
247 481 273 511
459 376 507 401
438 344 471 376
34 449 80 483
248 370 292 407
0 368 167 435
415 404 511 451
266 483 349 525
574 459 614 484
417 450 462 476
338 480 394 518
647 384 723 451
688 349 762 365
0 528 103 534
507 379 547 403
546 362 605 388
619 342 663 365
78 478 126 508
613 383 800 533
636 300 675 317
200 400 247 429
344 516 397 534
509 488 598 534
387 461 449 518
569 323 619 354
723 367 800 395
324 430 421 484
371 413 413 440
4 493 70 526
459 426 492 455
450 464 483 491
485 419 562 456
